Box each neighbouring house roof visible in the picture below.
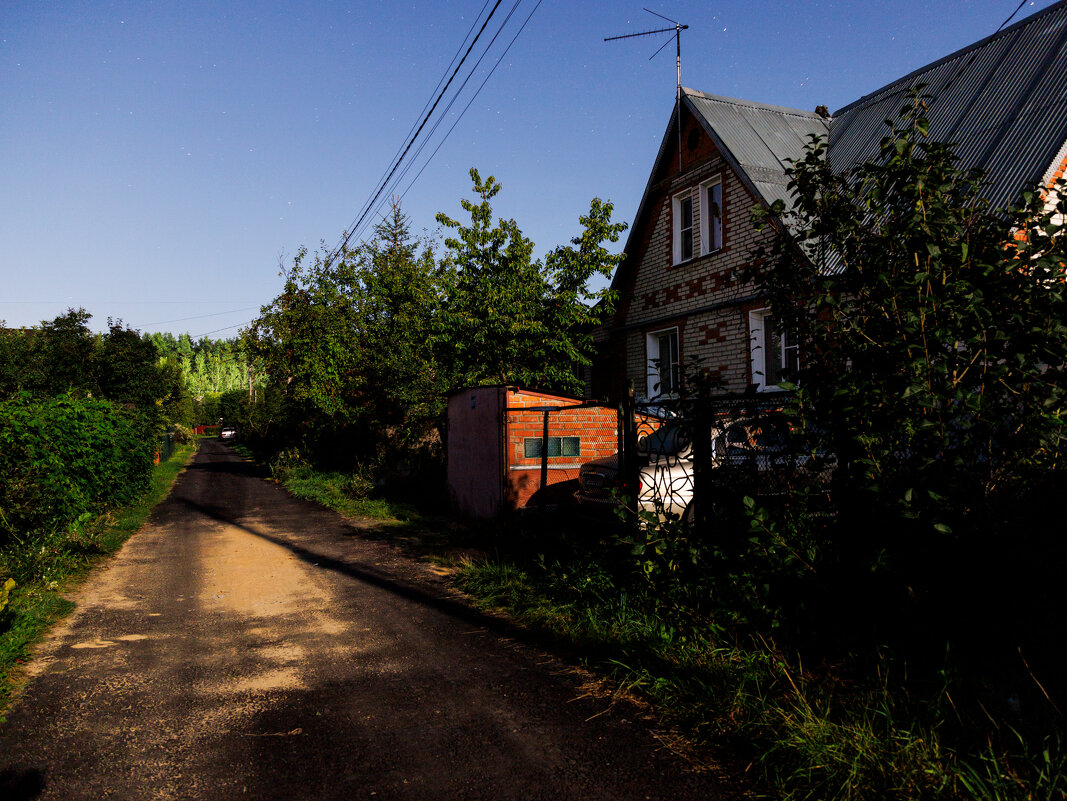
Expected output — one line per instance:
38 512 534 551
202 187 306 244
829 0 1067 211
613 0 1067 295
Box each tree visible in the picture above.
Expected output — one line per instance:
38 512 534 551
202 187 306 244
95 320 162 411
36 308 97 396
353 198 443 444
749 88 1067 600
435 168 625 395
244 246 363 455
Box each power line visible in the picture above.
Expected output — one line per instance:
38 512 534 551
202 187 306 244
388 0 528 207
328 0 507 262
397 0 544 202
363 0 496 218
142 307 259 327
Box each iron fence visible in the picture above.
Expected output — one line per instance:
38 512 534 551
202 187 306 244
589 393 836 531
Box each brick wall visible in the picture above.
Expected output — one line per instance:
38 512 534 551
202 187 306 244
504 389 619 509
607 105 776 399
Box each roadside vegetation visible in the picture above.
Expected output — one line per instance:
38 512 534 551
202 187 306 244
455 95 1067 800
0 310 202 716
0 435 194 717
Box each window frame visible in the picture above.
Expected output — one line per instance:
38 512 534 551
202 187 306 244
672 191 695 265
748 309 798 392
700 177 723 255
523 436 581 459
646 327 680 398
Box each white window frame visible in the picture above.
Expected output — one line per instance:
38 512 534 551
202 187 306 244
672 191 695 265
700 177 723 254
646 328 680 398
749 309 798 392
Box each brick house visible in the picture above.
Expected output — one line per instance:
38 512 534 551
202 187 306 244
591 0 1067 402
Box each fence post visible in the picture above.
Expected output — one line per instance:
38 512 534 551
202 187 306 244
691 398 711 535
622 381 639 524
540 409 550 516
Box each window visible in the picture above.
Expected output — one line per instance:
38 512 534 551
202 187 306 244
672 192 694 263
646 328 680 398
749 310 798 391
700 179 722 254
523 437 581 459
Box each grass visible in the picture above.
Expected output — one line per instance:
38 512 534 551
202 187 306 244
277 465 416 523
453 553 1065 801
0 442 196 717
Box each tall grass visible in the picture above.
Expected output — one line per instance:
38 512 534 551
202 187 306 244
455 554 1064 801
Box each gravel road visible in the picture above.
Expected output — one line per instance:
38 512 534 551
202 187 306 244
0 439 728 800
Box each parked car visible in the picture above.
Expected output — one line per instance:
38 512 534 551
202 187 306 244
219 426 238 442
575 414 834 521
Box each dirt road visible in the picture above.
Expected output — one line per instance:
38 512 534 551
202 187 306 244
0 440 727 800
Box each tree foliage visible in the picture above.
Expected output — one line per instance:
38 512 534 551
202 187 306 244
0 309 190 430
243 178 625 467
752 89 1067 534
245 200 443 461
435 168 625 395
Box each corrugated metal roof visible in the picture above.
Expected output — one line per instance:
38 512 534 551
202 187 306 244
685 90 828 209
829 0 1067 210
683 2 1067 214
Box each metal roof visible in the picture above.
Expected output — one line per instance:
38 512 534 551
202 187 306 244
609 1 1067 298
682 1 1067 214
685 90 828 209
828 0 1067 210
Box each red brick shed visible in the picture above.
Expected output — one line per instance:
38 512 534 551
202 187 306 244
446 386 620 519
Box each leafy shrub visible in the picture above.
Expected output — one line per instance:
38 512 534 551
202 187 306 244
0 393 153 546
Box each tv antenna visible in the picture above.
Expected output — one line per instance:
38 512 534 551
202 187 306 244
605 9 689 167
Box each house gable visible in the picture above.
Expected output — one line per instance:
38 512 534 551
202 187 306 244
594 0 1067 404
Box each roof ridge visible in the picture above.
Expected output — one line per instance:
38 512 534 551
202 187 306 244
682 87 822 119
832 0 1067 117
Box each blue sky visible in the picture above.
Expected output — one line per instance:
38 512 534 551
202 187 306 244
1 0 1056 337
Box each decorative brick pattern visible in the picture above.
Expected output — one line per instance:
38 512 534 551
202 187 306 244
600 106 775 399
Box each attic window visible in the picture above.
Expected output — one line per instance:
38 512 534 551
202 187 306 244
672 192 694 264
701 178 723 254
686 128 701 152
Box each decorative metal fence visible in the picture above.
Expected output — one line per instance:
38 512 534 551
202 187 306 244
606 393 836 530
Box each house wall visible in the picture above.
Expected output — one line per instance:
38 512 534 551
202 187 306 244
607 108 776 400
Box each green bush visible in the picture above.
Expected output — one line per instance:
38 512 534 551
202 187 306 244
0 393 153 546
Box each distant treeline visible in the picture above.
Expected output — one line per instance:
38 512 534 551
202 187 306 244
144 332 250 398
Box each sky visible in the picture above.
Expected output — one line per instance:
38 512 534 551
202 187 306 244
1 0 1058 338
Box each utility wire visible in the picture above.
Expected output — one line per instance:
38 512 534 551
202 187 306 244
142 307 259 327
388 0 526 204
397 0 544 202
194 2 540 342
357 0 496 240
363 0 528 239
329 0 506 262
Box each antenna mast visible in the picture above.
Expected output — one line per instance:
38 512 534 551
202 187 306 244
605 9 689 168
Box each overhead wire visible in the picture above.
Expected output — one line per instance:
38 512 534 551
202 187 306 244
186 0 540 341
328 0 507 262
397 0 544 202
384 0 527 214
353 0 496 248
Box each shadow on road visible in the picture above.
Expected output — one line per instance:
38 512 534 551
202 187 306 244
174 493 532 645
0 767 46 800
